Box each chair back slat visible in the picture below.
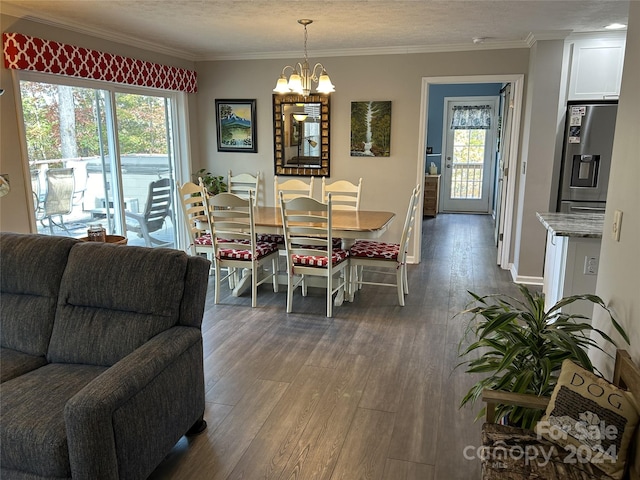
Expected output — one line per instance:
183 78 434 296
321 177 362 210
228 171 260 203
274 176 314 204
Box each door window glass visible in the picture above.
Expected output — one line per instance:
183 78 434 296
451 129 486 199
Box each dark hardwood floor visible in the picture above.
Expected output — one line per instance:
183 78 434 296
149 214 522 480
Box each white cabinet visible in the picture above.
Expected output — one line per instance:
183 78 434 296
567 35 626 101
542 230 601 319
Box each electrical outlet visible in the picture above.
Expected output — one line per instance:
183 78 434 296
584 256 598 275
612 210 623 242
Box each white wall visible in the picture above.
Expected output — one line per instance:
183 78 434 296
512 39 566 283
194 50 531 255
589 1 640 374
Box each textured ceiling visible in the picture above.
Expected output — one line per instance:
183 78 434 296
1 0 631 61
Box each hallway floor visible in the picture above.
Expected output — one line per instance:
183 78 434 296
149 213 521 480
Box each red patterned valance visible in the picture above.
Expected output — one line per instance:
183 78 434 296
3 32 197 93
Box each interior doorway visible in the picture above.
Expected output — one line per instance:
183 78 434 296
414 75 524 269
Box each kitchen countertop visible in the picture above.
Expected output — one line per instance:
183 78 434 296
536 212 604 238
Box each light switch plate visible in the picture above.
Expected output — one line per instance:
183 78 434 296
612 210 623 242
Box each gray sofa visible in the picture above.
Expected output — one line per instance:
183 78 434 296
0 232 211 480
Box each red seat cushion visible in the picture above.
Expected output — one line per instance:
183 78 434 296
292 249 349 267
257 233 285 244
349 240 399 260
218 241 278 260
193 233 212 245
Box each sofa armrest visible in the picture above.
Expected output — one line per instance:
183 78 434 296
481 389 550 423
64 326 204 480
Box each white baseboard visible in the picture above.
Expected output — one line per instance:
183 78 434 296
510 264 544 286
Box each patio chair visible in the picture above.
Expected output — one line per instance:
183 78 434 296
125 178 173 247
38 168 75 235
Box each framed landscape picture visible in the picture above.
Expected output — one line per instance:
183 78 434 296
215 99 257 153
350 101 391 157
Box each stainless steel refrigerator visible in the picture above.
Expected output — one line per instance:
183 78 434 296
557 101 618 213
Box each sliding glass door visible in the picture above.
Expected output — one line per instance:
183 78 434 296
19 76 178 248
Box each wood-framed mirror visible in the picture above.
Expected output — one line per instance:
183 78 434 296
273 93 330 176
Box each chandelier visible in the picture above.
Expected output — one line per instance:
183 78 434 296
273 19 335 97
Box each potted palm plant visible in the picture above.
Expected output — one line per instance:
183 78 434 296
457 284 629 429
194 168 227 196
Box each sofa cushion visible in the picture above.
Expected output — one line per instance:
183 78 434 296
535 360 639 480
0 233 79 357
0 347 48 383
0 363 106 478
47 243 189 366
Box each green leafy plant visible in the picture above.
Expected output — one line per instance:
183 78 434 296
193 168 227 195
457 284 629 429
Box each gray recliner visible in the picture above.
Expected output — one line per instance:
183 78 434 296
0 232 210 480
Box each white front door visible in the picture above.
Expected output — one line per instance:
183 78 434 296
441 97 498 213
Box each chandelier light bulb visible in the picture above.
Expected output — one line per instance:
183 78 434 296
316 72 335 93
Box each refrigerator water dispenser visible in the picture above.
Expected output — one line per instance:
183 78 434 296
570 154 600 188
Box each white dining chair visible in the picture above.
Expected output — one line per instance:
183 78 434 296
176 180 211 257
263 176 316 248
228 170 260 203
348 185 421 306
321 177 364 282
321 177 362 210
274 175 314 204
279 192 350 318
204 190 279 307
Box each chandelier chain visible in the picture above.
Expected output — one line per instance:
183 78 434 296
303 24 308 62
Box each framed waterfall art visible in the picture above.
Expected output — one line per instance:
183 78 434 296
350 101 391 157
215 99 257 153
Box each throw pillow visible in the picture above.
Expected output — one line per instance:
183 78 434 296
535 359 639 480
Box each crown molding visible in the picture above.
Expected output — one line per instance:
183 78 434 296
195 39 531 62
525 30 573 46
566 30 628 41
1 4 198 62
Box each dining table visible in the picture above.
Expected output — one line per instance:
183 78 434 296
199 206 397 304
253 206 396 247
